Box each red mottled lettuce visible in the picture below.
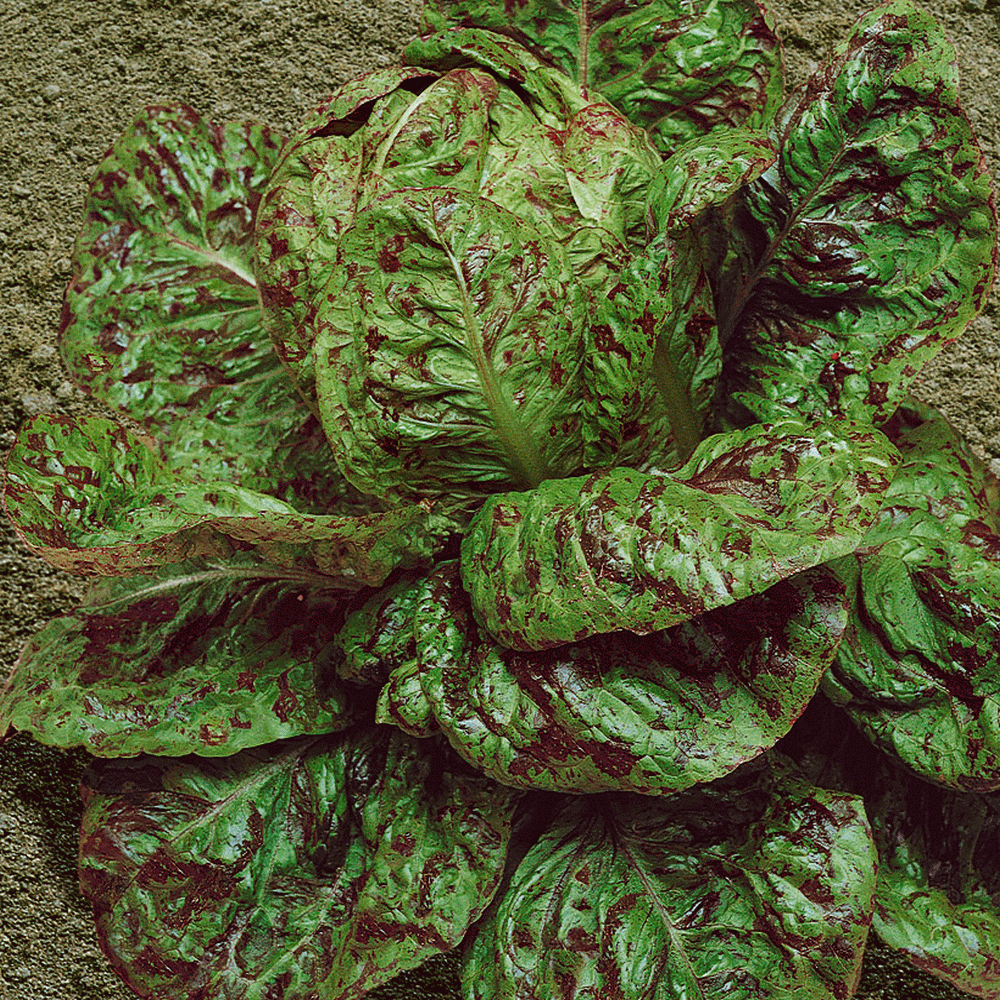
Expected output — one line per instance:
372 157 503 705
821 401 1000 792
0 0 998 998
78 729 520 1000
335 560 848 794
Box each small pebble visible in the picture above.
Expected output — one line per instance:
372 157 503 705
29 343 57 362
20 391 57 417
12 184 30 199
42 83 61 100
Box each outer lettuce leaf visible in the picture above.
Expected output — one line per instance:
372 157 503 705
781 694 1000 1000
3 413 456 584
821 401 1000 792
78 729 519 1000
0 556 360 757
337 560 847 795
713 0 997 428
462 418 898 650
417 0 783 157
56 105 358 510
462 753 876 1000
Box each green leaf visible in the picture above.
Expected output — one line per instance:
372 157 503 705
315 187 666 501
3 413 456 584
462 418 898 650
821 401 1000 792
340 560 847 795
78 729 519 999
714 0 998 427
57 105 355 509
0 556 360 757
462 753 876 999
255 66 442 403
417 0 783 156
629 128 776 459
781 694 1000 1000
867 756 1000 999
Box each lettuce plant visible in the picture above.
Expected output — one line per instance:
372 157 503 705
2 0 999 997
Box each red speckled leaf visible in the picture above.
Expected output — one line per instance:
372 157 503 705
417 0 783 157
0 556 359 757
57 105 355 509
461 752 876 999
713 0 997 427
336 560 848 795
462 418 898 650
821 400 1000 792
3 413 456 585
78 728 519 999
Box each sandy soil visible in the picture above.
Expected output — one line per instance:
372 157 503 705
0 0 997 997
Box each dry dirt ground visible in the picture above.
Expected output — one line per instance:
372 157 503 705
1 0 998 998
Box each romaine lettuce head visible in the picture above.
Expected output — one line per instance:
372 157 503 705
255 33 673 504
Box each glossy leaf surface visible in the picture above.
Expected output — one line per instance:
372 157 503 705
0 557 358 757
79 729 519 1000
57 105 355 508
782 694 1000 999
339 560 847 794
462 418 897 650
821 401 1000 791
3 413 456 584
714 0 997 427
418 0 783 156
315 188 591 499
463 754 876 999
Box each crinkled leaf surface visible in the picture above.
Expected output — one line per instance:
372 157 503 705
627 128 776 459
867 754 1000 998
254 65 431 400
57 105 354 508
337 560 847 794
782 694 1000 999
78 728 519 1000
821 401 1000 792
462 753 876 1000
713 0 997 428
3 413 456 584
417 0 783 157
0 556 359 757
315 188 591 499
462 418 898 650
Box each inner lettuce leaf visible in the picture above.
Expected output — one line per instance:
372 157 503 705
461 753 876 1000
257 43 716 496
821 401 1000 792
462 417 898 650
712 0 997 428
78 728 520 1000
3 413 458 584
415 0 783 157
335 560 848 795
0 556 362 757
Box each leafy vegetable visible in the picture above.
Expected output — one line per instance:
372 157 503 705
463 753 877 999
462 418 897 650
337 559 849 794
78 728 519 999
2 0 998 997
821 401 1000 792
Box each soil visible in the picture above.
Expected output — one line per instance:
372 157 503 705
0 0 998 997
